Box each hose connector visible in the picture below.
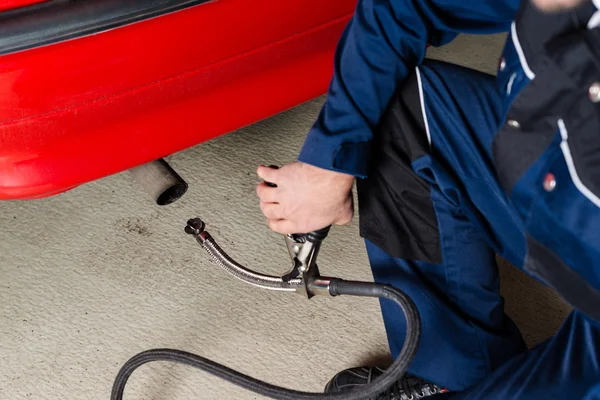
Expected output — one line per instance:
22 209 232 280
306 277 333 296
184 218 205 236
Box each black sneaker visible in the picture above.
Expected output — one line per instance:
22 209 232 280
324 366 449 400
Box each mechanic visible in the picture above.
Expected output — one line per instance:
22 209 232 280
256 0 600 398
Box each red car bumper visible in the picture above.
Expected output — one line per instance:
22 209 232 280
0 0 47 12
0 0 354 200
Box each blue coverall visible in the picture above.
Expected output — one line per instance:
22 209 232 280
297 0 600 398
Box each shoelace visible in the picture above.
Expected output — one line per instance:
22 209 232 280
377 375 444 400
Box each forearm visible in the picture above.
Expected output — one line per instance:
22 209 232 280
299 0 520 177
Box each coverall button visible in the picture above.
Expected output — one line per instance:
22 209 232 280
507 119 520 129
499 57 506 71
588 82 600 103
543 173 557 192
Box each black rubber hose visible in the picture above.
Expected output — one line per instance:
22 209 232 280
111 280 420 400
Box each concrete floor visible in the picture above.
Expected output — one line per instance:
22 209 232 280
0 34 571 400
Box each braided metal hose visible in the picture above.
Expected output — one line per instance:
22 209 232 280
185 219 302 291
112 218 422 400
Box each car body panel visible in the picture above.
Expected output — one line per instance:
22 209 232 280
0 0 47 12
0 0 355 199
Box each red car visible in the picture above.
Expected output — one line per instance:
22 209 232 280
0 0 355 202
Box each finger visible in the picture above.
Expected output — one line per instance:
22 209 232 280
267 218 296 234
260 202 284 219
334 198 354 225
256 182 279 203
257 165 280 185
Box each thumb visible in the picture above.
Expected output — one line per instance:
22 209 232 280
267 218 296 234
257 165 281 185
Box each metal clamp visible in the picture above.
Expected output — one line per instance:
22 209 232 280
282 231 329 298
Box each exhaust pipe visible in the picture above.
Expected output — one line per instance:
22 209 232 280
129 159 188 205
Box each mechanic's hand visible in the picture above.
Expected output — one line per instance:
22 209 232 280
532 0 586 11
256 162 355 234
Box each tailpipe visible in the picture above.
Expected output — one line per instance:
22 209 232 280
129 159 188 205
